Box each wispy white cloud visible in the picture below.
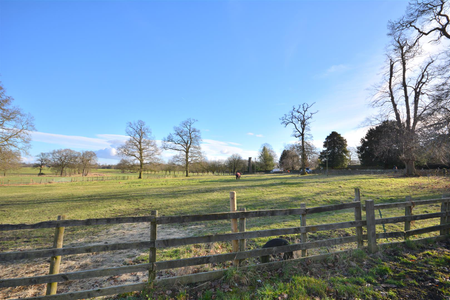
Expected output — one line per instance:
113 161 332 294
30 131 112 149
247 132 263 137
317 64 350 78
29 131 127 161
96 134 128 140
201 139 258 161
96 134 128 148
228 141 241 146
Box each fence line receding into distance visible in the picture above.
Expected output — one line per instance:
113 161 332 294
0 190 449 300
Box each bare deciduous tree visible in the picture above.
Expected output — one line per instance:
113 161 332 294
373 31 443 175
280 103 318 175
163 118 202 177
118 120 160 179
79 151 98 176
0 82 35 156
390 0 449 41
34 152 50 175
0 148 21 176
293 141 319 169
389 0 450 167
50 149 79 176
226 153 246 174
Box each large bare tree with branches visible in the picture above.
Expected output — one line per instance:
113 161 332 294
118 120 160 179
226 153 246 174
372 0 450 174
50 149 79 176
0 82 35 155
390 0 449 40
388 1 450 167
280 103 317 175
373 31 443 175
162 118 202 177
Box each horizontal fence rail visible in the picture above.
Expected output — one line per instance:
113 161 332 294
0 220 366 262
0 202 359 231
0 236 359 289
0 216 155 231
1 191 449 300
0 172 235 186
362 197 450 211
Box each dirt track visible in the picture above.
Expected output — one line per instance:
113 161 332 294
0 223 191 299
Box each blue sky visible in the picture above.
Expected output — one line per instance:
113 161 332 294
0 0 410 164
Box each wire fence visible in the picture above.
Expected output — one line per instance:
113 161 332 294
0 172 235 185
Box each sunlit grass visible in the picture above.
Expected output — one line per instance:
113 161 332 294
0 173 449 251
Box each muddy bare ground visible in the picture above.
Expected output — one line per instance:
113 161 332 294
0 223 194 299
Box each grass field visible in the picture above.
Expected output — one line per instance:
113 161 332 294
130 239 450 300
1 173 449 251
0 168 196 184
2 173 449 223
1 173 449 299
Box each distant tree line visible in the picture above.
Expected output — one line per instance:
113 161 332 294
115 143 278 175
34 149 98 177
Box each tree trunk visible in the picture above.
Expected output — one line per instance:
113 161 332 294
185 152 189 177
403 131 416 176
301 136 307 175
405 160 415 176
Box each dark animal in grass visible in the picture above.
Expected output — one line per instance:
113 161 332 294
260 238 294 263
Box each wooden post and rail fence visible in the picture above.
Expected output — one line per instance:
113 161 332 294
0 190 449 300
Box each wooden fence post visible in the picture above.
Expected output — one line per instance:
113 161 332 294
365 200 378 253
149 210 158 286
300 203 307 257
230 192 239 266
441 195 449 236
354 188 363 248
405 196 412 240
239 207 246 265
46 215 66 295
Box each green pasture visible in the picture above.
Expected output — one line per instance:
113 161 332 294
1 173 449 252
3 167 123 176
0 168 211 184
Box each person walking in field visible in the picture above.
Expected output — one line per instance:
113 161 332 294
235 172 241 180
